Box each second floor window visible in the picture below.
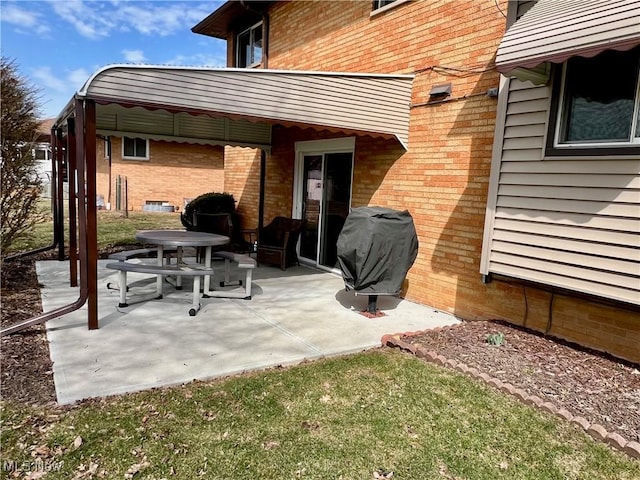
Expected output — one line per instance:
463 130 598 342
123 137 148 160
237 22 262 68
372 0 400 10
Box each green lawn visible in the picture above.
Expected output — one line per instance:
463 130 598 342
7 208 183 253
1 350 638 479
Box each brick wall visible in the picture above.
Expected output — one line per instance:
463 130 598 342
96 137 224 212
220 0 639 362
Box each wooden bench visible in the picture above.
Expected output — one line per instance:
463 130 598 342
206 251 256 300
105 262 214 316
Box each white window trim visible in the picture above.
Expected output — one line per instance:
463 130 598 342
370 0 410 17
122 137 149 161
553 58 640 148
236 21 263 69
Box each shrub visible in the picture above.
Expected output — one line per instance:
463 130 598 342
180 192 236 230
0 57 44 262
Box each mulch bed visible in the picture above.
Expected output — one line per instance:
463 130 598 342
1 251 639 455
393 320 640 446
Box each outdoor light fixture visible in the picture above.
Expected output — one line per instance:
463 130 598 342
429 83 452 98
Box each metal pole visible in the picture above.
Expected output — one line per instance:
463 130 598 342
116 175 121 211
259 149 266 231
67 117 78 286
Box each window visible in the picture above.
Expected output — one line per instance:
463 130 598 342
104 138 111 159
237 22 262 68
122 137 148 160
373 0 397 9
34 147 50 161
371 0 408 13
549 46 640 154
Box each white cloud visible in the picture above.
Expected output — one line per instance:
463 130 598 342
122 49 147 63
30 66 94 118
49 0 114 39
164 52 226 68
32 66 67 93
68 68 92 88
48 1 223 39
1 3 51 36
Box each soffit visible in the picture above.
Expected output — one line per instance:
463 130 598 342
496 0 640 73
70 65 414 149
191 1 272 39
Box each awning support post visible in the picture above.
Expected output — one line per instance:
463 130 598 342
258 149 266 232
84 100 99 330
67 117 78 286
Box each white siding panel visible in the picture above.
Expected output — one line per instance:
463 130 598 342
498 184 640 203
494 208 639 231
501 149 544 161
505 98 550 115
504 111 548 126
492 229 638 260
501 159 640 174
502 136 545 150
493 217 639 247
499 173 640 188
491 241 640 276
497 196 638 217
504 124 546 138
490 252 636 290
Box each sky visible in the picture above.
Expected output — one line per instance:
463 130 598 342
1 0 228 120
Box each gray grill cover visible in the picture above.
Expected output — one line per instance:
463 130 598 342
337 207 418 295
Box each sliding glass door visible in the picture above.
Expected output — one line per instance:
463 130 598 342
297 149 353 270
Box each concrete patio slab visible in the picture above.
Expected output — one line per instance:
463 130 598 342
37 259 459 405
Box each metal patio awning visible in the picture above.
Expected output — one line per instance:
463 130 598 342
496 0 640 73
57 65 414 149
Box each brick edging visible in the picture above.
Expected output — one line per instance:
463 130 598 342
381 326 640 460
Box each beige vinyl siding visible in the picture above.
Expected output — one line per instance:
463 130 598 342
82 65 413 148
483 78 640 305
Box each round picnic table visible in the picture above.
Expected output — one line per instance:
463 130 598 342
136 229 229 248
135 230 230 295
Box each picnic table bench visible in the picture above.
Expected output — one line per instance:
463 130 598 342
205 251 256 300
106 261 214 316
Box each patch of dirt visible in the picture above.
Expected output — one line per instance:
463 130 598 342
1 254 56 405
0 245 140 405
2 250 639 448
400 321 640 443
